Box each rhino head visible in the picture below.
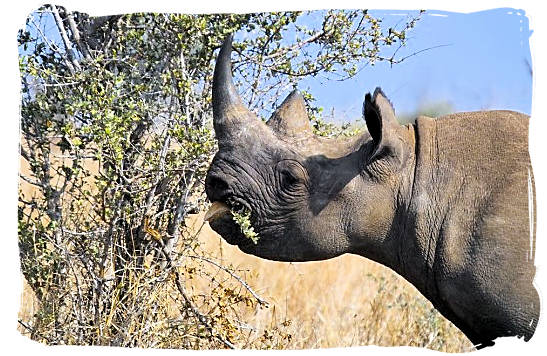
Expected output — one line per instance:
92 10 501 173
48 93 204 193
205 34 415 266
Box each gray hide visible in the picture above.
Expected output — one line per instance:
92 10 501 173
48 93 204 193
204 35 539 348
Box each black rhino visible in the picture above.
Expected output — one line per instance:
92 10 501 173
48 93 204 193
204 35 539 348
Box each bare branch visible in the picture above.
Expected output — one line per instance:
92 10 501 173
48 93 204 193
158 242 236 349
18 320 54 343
63 11 91 61
383 43 453 67
19 173 44 188
50 5 80 73
61 228 106 236
188 254 269 306
28 15 63 54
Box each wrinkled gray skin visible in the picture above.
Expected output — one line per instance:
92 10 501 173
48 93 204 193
205 35 539 348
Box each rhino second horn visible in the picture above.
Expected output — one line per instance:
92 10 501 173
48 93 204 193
212 34 256 141
267 90 313 137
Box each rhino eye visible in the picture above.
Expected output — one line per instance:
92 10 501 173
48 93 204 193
276 160 307 190
280 168 299 186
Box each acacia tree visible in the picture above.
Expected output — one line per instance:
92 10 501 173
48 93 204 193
18 5 423 348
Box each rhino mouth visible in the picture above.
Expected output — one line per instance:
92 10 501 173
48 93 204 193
204 201 231 222
204 196 249 222
204 198 257 248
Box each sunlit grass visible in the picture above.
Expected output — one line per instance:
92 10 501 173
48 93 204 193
181 214 473 352
18 153 472 351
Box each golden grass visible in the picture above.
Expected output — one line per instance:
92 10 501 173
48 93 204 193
182 213 474 352
17 210 473 351
17 140 472 351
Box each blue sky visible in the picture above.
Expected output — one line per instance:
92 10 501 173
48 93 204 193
20 7 532 123
299 8 533 122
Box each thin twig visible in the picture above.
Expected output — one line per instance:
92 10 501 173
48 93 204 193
158 243 236 349
19 173 44 188
384 43 453 67
44 81 79 87
188 254 269 307
28 15 63 54
18 320 54 343
61 227 106 236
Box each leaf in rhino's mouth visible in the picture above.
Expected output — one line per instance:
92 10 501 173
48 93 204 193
230 208 259 244
204 200 260 244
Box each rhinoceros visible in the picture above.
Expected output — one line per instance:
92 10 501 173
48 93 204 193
204 35 539 348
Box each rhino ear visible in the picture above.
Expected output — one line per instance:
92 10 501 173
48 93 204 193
363 88 407 167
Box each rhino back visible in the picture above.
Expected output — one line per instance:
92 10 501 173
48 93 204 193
411 110 538 344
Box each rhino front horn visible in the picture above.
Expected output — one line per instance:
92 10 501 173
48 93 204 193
212 34 257 143
267 90 313 137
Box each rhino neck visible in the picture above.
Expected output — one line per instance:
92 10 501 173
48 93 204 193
347 116 443 300
346 121 419 281
391 116 444 301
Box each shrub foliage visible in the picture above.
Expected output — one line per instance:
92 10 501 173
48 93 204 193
18 5 424 348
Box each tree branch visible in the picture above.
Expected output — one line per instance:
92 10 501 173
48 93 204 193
50 5 80 73
158 242 236 349
383 43 453 67
63 11 91 61
19 173 44 188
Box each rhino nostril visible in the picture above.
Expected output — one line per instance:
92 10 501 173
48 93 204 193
206 176 231 199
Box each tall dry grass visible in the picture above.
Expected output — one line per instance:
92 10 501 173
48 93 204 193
17 144 472 351
177 214 473 351
17 212 473 351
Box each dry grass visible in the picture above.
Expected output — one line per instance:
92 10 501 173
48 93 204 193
17 209 473 351
178 214 473 352
17 141 472 351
